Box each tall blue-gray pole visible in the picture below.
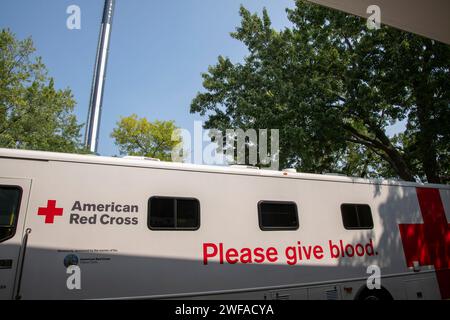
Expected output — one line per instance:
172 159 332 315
85 0 115 153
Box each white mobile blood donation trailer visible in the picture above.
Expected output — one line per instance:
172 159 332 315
0 148 449 300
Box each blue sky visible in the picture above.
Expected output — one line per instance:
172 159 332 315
0 0 295 156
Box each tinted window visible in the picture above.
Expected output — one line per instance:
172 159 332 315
258 201 299 230
149 197 174 228
177 199 199 228
0 186 22 242
341 204 373 229
148 197 200 230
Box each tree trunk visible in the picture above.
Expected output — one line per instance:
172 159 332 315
416 102 441 184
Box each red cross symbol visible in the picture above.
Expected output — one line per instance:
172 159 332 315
399 187 450 299
38 200 64 224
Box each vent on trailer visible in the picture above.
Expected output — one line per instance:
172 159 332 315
325 288 339 300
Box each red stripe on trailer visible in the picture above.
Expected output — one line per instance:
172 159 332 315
399 187 450 299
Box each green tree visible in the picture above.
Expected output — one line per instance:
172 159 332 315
0 29 84 153
111 114 180 161
191 1 450 183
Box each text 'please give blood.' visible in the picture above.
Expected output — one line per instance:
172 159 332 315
202 239 376 265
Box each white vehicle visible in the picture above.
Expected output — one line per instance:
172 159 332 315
0 148 449 300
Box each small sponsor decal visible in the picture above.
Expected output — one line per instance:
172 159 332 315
59 249 117 266
63 254 79 268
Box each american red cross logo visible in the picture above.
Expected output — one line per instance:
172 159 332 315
38 200 64 224
399 187 450 299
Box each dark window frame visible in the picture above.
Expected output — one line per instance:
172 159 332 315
0 185 23 243
258 200 299 231
340 203 374 230
147 196 200 231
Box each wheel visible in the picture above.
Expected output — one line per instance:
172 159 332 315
356 287 393 301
